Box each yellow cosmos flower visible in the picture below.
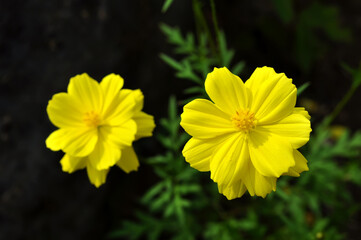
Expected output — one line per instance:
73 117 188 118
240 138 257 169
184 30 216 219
46 73 155 187
180 67 311 200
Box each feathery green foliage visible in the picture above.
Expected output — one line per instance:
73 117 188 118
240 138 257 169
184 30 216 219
159 23 245 103
110 1 361 239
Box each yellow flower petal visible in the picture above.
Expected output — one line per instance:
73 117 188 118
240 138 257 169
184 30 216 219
210 133 248 186
133 112 155 140
46 129 66 151
131 89 144 112
86 164 109 188
249 130 295 177
218 180 247 200
88 135 121 170
182 137 223 172
246 67 296 125
100 74 124 116
99 120 137 148
102 88 136 126
205 67 250 115
47 93 84 128
46 128 98 157
60 154 87 173
67 73 103 113
116 147 139 173
284 150 309 177
241 160 277 198
256 112 311 149
244 66 275 90
181 99 235 139
293 107 311 120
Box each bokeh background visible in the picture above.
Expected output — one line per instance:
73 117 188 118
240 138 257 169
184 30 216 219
1 0 361 239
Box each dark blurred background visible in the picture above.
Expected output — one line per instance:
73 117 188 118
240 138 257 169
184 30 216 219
1 0 361 239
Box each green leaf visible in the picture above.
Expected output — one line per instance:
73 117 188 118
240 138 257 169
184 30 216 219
160 53 183 71
271 0 294 24
346 163 361 186
340 62 355 75
297 82 310 96
157 134 174 149
108 220 145 239
218 31 234 67
295 2 352 72
141 181 166 204
174 33 195 54
174 133 190 150
175 167 197 181
168 95 178 121
174 194 187 224
150 183 172 212
231 61 246 75
162 0 174 13
176 184 201 195
183 86 204 95
350 132 361 148
154 167 169 178
341 62 361 87
312 218 329 233
175 60 203 84
147 153 172 165
160 23 184 46
164 201 176 218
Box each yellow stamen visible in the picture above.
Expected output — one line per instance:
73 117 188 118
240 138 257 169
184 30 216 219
83 111 101 127
231 109 257 132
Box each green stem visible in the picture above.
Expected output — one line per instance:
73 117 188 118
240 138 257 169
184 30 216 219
192 0 218 59
210 0 223 65
323 82 360 127
192 0 203 46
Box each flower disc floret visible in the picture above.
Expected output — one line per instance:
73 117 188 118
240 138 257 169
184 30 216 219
231 109 257 132
83 111 101 128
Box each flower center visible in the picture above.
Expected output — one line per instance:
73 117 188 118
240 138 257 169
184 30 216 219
231 109 257 132
83 111 101 128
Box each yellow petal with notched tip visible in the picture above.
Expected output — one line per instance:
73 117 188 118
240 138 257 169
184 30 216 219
218 180 247 200
46 128 98 157
100 74 124 116
293 107 311 120
116 147 139 173
86 164 109 188
88 135 121 171
246 67 296 125
102 88 136 126
284 150 309 177
99 120 137 149
249 129 295 177
256 112 311 149
47 93 84 128
67 73 103 113
183 136 226 172
240 160 277 198
181 99 235 139
60 154 87 173
205 67 250 115
133 111 155 140
131 89 144 112
210 133 249 186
